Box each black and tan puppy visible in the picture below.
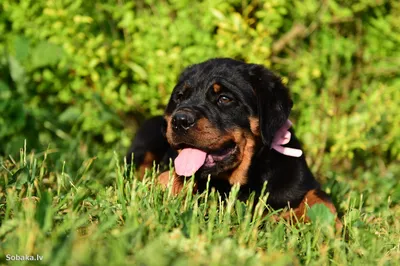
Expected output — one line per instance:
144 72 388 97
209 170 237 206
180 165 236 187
127 58 337 222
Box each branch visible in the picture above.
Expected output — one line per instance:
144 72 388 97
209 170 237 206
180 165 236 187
272 24 307 55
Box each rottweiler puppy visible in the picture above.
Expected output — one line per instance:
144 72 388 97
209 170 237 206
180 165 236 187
127 58 337 222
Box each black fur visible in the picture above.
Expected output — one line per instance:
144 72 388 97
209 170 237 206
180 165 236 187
126 116 173 169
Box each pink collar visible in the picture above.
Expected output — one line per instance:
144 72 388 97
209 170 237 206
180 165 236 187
271 120 303 157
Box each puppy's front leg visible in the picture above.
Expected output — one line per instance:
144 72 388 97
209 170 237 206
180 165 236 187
158 171 197 195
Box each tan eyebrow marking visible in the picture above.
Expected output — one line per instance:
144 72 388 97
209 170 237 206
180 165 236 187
213 83 221 93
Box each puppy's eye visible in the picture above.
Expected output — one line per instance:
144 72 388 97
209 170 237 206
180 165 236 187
218 95 232 105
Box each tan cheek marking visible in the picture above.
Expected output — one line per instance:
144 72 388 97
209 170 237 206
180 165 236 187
165 115 230 149
249 117 260 136
213 83 221 93
226 130 255 185
193 118 231 149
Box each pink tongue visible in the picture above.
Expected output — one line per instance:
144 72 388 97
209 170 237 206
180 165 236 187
174 148 207 176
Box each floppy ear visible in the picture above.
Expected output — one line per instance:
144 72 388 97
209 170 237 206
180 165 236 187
247 64 293 146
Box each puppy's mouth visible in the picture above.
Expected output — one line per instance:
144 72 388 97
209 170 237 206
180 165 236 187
174 141 237 177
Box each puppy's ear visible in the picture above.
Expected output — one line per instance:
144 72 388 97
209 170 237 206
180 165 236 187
247 64 293 146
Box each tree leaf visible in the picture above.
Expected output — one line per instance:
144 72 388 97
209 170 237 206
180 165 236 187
31 41 63 69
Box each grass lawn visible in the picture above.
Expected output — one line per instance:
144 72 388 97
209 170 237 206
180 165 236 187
0 145 399 266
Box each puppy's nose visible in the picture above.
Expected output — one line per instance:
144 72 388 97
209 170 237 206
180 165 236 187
172 111 196 131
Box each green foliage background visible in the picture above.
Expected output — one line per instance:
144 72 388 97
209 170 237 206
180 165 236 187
0 0 399 265
1 0 399 180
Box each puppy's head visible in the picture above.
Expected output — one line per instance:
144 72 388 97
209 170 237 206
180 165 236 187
164 58 292 184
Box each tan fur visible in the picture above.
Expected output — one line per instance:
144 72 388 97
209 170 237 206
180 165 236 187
249 117 260 136
158 171 184 194
166 111 258 186
225 130 255 185
137 152 157 180
291 189 337 218
195 118 232 148
165 115 173 145
183 82 190 90
164 113 259 188
279 189 342 230
158 171 198 195
166 115 231 150
213 83 221 93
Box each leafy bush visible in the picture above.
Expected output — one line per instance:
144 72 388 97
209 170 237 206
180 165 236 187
0 0 399 181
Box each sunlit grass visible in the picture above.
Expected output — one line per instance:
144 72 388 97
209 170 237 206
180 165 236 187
0 145 399 266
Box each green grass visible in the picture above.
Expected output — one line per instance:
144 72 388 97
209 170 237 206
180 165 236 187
0 145 399 266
